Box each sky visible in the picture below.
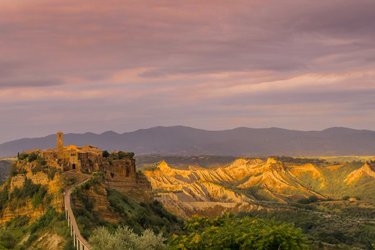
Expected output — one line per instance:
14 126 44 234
0 0 375 142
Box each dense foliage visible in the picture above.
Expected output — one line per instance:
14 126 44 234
89 226 166 250
244 207 375 249
169 214 308 250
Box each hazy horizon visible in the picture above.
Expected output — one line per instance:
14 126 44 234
1 125 375 144
1 0 375 142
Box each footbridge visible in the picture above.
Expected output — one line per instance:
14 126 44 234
64 176 92 250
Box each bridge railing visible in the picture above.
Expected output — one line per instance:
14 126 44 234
64 179 92 250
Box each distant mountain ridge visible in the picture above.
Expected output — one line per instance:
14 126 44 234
1 126 375 157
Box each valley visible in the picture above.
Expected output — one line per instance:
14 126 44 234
142 156 375 249
0 139 374 249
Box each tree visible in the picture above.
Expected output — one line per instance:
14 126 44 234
169 214 308 250
102 151 110 158
118 151 135 159
89 226 166 250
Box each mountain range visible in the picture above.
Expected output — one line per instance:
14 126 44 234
1 126 375 157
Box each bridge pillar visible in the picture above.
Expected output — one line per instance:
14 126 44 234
73 233 76 247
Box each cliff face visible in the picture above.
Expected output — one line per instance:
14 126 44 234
0 160 12 184
145 159 375 217
0 157 64 224
72 181 119 224
0 143 157 249
1 146 151 225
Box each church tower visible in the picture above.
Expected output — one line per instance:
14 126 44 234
56 132 64 158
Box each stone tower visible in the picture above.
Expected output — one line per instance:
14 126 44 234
56 132 64 158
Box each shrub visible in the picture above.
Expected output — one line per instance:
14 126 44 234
169 214 308 250
6 216 30 228
47 167 58 180
29 208 57 233
28 153 38 162
17 153 29 161
89 226 166 250
37 157 47 166
0 231 16 249
10 178 48 209
102 151 110 158
32 187 48 208
297 196 319 204
118 151 135 159
0 187 9 210
9 164 19 177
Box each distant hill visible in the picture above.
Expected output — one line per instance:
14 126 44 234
1 126 375 157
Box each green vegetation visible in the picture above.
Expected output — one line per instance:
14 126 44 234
0 209 74 250
89 226 166 250
10 179 50 209
315 156 375 163
297 195 320 204
9 164 19 177
110 151 135 160
31 164 60 180
72 184 181 239
17 153 28 161
243 207 375 249
169 214 308 250
136 155 237 169
0 160 12 184
102 150 110 158
273 156 328 165
107 190 180 234
17 152 39 163
0 187 9 211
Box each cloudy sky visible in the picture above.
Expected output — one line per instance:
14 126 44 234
0 0 375 142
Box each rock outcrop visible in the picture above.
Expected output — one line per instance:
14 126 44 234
345 162 375 184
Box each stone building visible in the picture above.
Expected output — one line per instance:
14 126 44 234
24 132 151 202
51 132 137 179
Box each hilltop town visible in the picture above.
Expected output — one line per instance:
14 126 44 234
0 132 163 249
12 132 151 203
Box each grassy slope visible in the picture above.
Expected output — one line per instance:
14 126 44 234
0 209 74 250
71 178 182 240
